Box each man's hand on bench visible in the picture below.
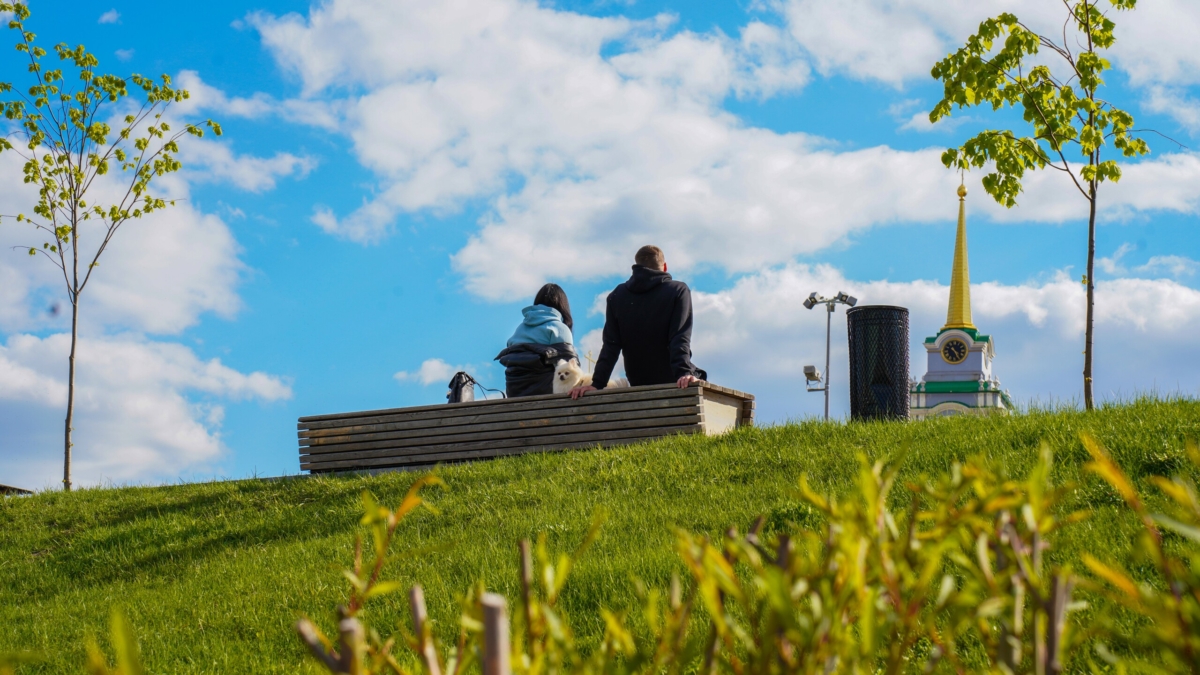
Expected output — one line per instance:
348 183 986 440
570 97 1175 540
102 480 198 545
570 385 597 399
571 377 695 398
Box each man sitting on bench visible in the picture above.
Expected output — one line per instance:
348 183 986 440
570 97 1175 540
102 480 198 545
571 245 705 399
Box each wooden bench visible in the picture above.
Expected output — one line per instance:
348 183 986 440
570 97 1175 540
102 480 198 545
297 382 755 473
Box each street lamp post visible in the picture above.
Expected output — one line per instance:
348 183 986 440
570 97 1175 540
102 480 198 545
803 291 857 420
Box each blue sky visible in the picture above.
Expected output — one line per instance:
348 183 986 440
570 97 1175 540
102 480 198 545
2 0 1199 488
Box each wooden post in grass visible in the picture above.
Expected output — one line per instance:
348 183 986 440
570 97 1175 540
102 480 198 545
703 526 739 675
1043 574 1075 675
518 540 534 639
410 585 442 675
482 593 511 675
295 606 363 674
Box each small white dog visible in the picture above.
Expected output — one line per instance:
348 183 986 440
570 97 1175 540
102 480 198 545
553 359 628 394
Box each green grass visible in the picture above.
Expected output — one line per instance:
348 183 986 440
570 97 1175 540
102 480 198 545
2 399 1199 674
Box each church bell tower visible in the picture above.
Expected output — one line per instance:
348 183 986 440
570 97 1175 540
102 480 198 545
909 185 1012 419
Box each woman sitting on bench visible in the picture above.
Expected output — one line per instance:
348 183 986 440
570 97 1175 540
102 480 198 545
494 283 578 397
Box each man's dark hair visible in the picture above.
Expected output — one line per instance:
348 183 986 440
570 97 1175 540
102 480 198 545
635 245 665 270
534 283 573 330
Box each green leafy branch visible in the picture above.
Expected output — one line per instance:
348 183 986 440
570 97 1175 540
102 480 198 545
929 3 1149 208
0 0 220 299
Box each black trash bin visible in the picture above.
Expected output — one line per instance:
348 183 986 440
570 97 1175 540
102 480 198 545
846 305 910 421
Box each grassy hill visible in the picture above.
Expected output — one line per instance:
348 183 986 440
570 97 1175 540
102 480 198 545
2 398 1199 674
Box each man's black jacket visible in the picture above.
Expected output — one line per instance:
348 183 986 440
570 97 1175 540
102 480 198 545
592 266 702 388
495 342 577 397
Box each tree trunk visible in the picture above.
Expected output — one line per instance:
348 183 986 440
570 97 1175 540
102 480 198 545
1082 30 1098 413
64 295 78 491
1084 177 1097 412
64 209 80 492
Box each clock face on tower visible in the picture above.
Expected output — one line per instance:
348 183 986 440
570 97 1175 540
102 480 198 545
941 338 968 364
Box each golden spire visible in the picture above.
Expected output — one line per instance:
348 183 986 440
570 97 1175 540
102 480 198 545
943 183 976 331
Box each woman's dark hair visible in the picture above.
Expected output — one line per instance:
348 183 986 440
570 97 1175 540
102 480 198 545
534 283 573 330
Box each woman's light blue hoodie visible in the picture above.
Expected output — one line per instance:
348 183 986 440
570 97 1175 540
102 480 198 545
507 305 573 347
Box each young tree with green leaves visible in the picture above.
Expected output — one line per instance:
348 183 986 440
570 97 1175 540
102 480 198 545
0 2 219 490
929 0 1152 411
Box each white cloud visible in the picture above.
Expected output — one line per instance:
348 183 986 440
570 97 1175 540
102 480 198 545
451 149 1200 299
589 290 609 318
87 200 245 334
246 0 813 240
1097 242 1137 275
898 112 935 132
0 333 291 489
244 0 1200 302
736 21 811 98
1139 255 1198 278
897 109 970 134
687 263 1200 421
278 98 344 130
776 0 956 86
775 0 1200 88
1144 85 1200 135
887 99 922 117
0 155 244 335
395 358 465 386
174 70 344 131
98 9 120 24
0 258 32 329
175 70 276 119
1096 243 1197 280
115 48 134 62
220 204 247 220
248 1 638 96
157 74 319 189
182 139 317 193
0 347 65 407
885 98 966 133
1113 0 1200 87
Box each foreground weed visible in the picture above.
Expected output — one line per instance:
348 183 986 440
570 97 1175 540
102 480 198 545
84 609 145 675
295 475 445 674
0 609 145 675
675 445 1086 674
295 440 1199 675
1082 437 1200 672
6 419 1200 675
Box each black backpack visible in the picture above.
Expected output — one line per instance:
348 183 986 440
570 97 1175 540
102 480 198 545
446 372 477 403
446 372 505 403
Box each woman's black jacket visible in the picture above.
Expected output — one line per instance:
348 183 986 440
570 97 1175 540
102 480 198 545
494 342 577 397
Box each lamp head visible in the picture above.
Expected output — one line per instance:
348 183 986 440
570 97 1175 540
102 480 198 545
836 292 857 307
803 365 822 383
803 292 819 310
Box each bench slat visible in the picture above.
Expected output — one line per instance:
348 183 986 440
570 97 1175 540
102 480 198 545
298 386 698 430
298 383 691 424
300 396 700 440
301 424 704 471
302 405 703 448
301 413 704 456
